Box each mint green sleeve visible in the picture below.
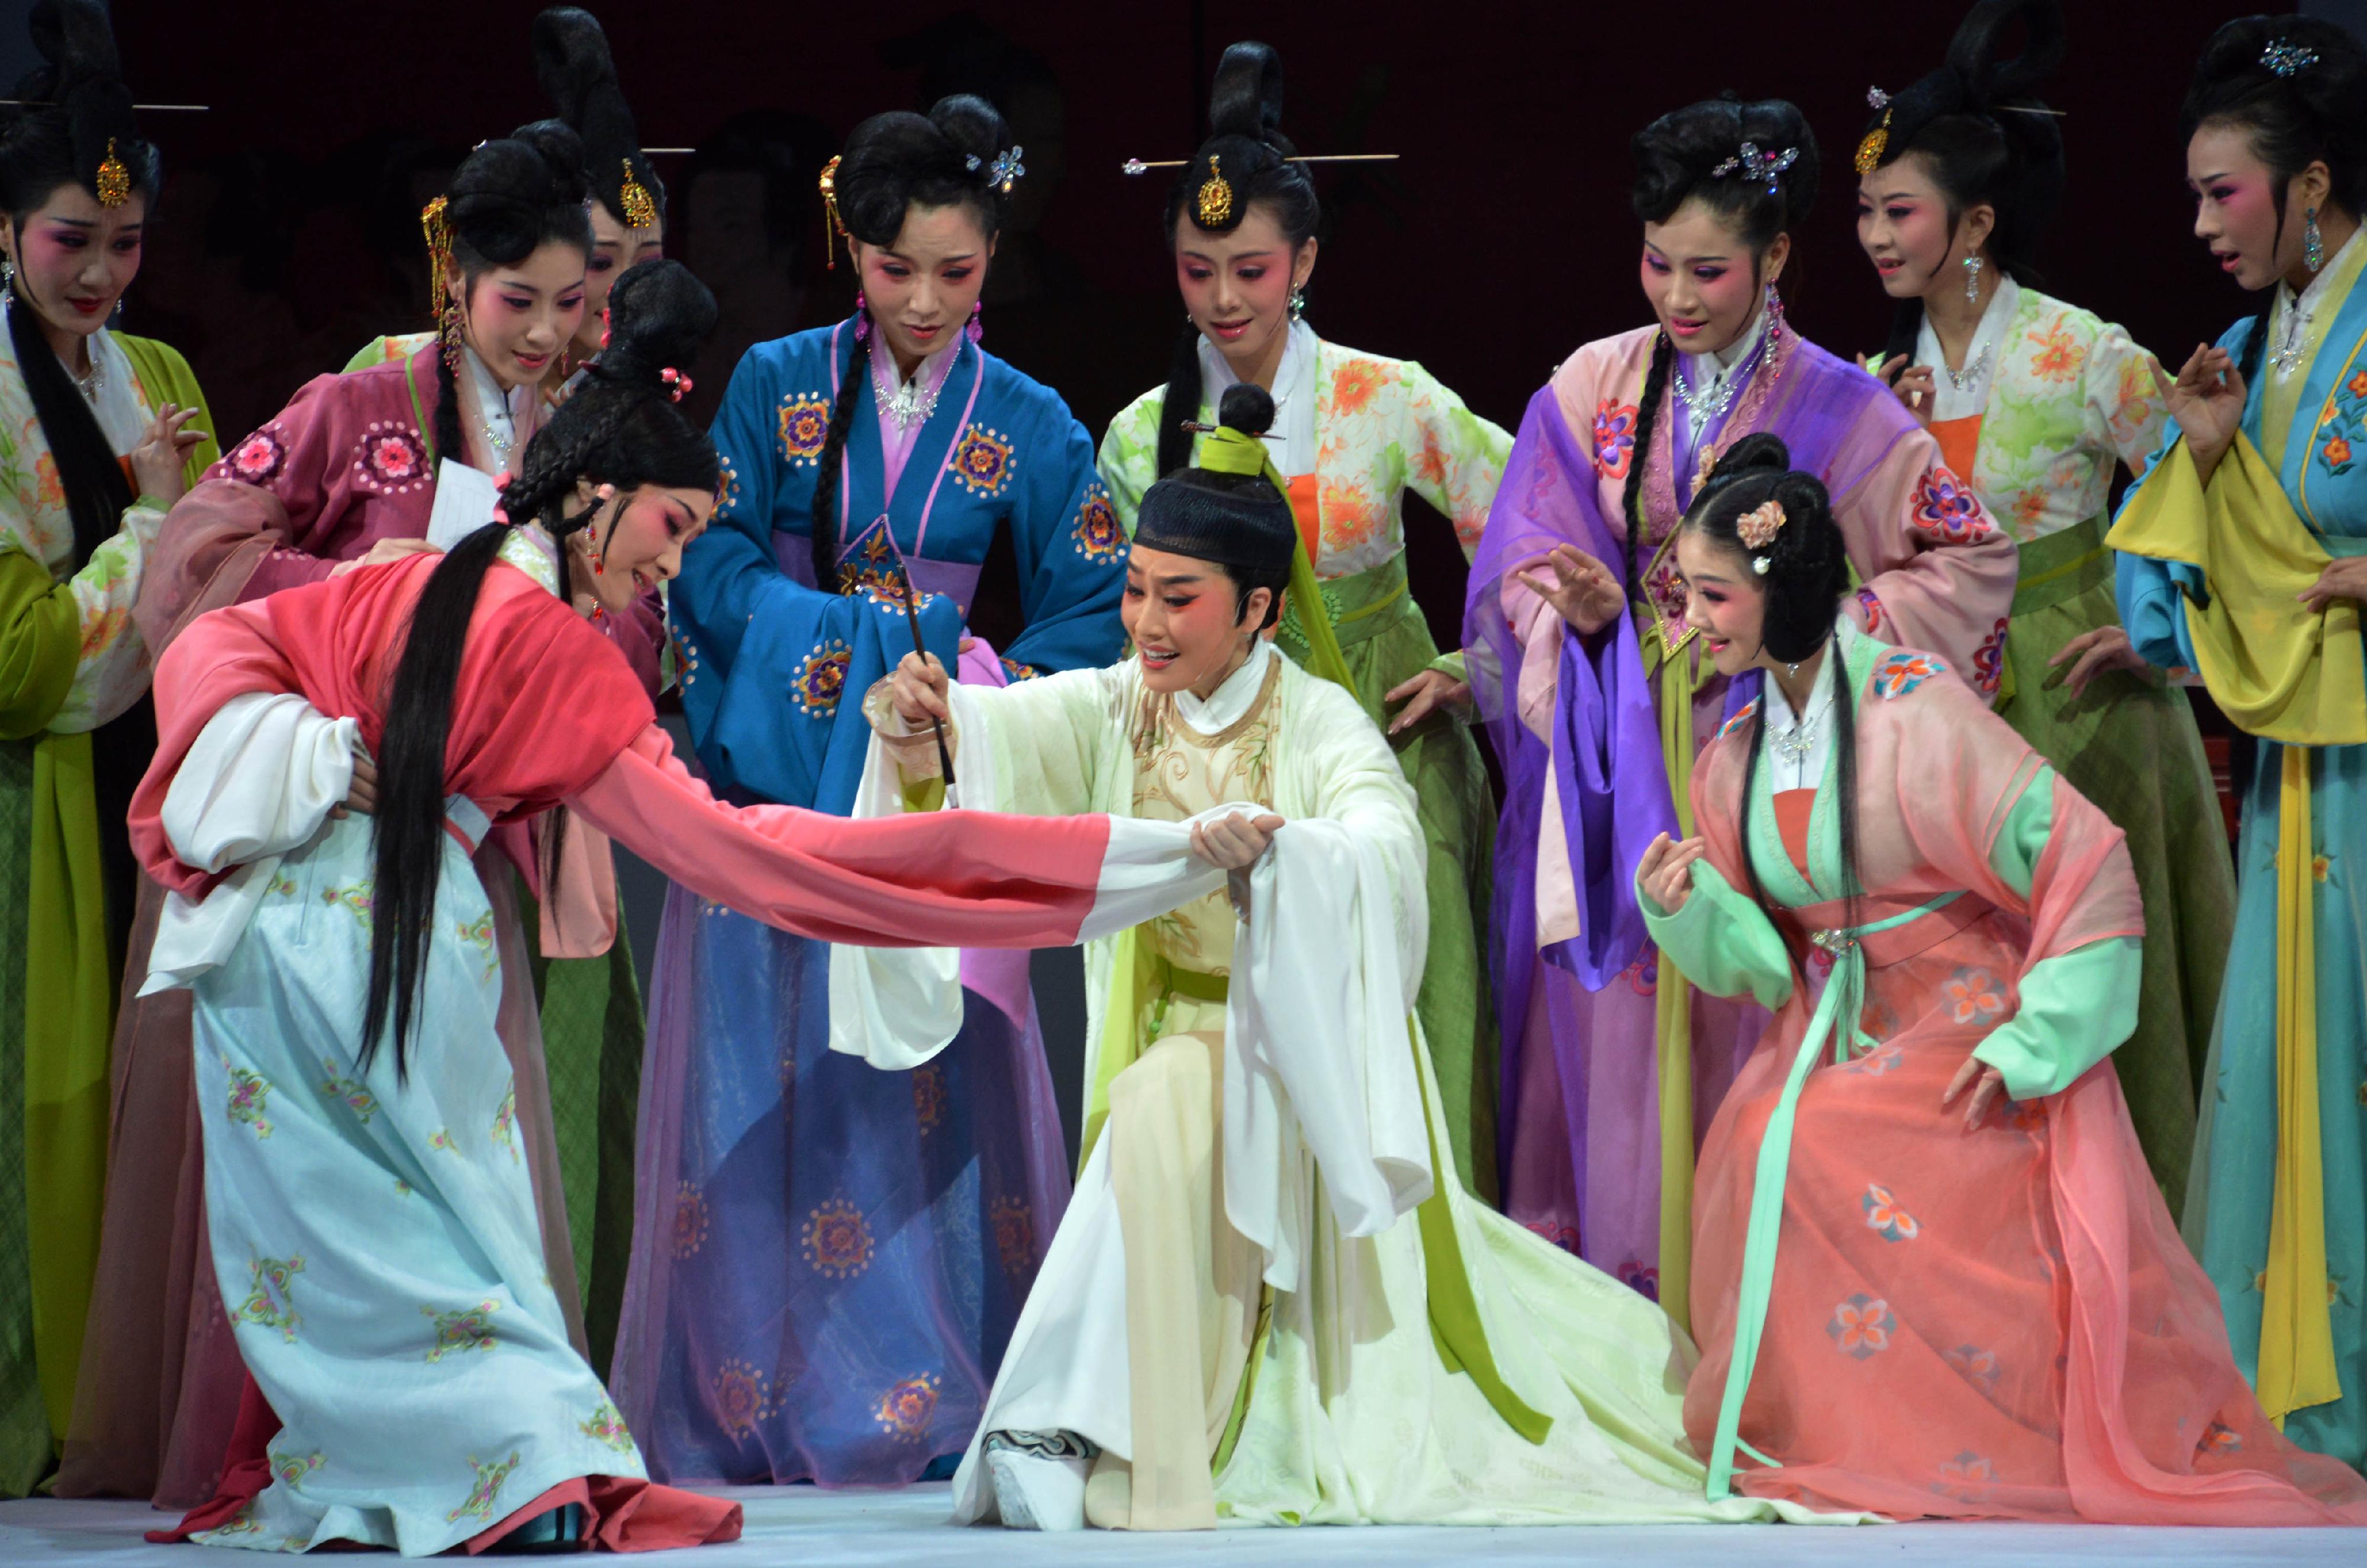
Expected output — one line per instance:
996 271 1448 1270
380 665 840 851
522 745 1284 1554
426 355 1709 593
1638 859 1795 1012
1969 764 2142 1099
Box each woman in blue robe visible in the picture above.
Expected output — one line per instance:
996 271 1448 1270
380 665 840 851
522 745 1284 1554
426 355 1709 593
611 94 1127 1486
2108 17 2367 1469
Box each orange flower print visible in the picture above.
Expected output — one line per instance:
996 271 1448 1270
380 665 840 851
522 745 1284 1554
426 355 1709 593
1827 1293 1897 1359
1416 427 1450 490
2197 1419 2243 1457
1329 359 1394 416
1942 966 2008 1027
2026 322 2086 383
1860 1183 1921 1243
2011 490 2049 530
1944 1344 2002 1386
2327 437 2353 468
1317 476 1381 554
34 451 62 508
2349 370 2367 399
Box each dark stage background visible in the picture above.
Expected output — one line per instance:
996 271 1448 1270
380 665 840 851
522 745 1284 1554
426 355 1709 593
69 0 2342 1151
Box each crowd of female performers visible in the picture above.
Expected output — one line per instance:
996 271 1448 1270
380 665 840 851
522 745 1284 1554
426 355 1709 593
5 0 2367 1550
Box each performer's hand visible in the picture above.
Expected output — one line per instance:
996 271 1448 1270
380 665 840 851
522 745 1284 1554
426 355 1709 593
334 746 378 819
2298 556 2367 612
2155 344 2246 476
889 650 952 730
1637 832 1706 913
1190 810 1284 870
1941 1055 2011 1131
2049 625 2150 698
1514 543 1625 635
1384 667 1471 734
330 537 441 577
1876 356 1937 427
130 402 209 507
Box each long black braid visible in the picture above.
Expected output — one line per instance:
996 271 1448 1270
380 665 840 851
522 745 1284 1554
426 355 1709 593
1620 331 1675 597
807 308 868 592
362 260 717 1079
1155 315 1207 481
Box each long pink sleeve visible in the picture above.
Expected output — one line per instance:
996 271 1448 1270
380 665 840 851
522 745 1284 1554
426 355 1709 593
564 725 1113 950
1831 427 2019 692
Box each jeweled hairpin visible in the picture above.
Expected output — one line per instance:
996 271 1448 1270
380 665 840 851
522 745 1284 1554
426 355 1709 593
965 146 1027 193
1713 142 1798 196
1122 152 1399 176
2262 40 2319 77
617 159 659 229
94 138 130 207
1856 86 1895 175
659 367 692 402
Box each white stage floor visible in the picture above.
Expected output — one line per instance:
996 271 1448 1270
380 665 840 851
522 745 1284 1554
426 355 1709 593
1 1484 2358 1566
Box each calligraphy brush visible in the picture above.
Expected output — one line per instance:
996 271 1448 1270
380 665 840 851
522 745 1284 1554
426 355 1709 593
898 588 957 791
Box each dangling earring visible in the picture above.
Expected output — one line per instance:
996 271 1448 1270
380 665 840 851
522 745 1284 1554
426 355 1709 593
2305 207 2325 273
438 287 465 376
1962 253 1984 304
1763 279 1788 344
966 299 984 345
853 291 870 341
1 257 14 298
1288 286 1307 323
1787 661 1801 679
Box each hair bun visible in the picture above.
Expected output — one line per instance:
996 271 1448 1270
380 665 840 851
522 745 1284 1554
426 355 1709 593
1217 382 1276 438
1948 0 2065 106
532 7 617 121
1209 41 1286 145
447 122 589 262
929 92 1009 170
598 259 717 386
533 7 660 227
1713 431 1791 480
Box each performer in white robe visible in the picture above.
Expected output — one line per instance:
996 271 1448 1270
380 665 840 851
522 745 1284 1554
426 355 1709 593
833 388 1852 1532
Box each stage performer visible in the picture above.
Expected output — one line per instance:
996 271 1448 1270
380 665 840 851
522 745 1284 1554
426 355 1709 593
1853 0 2231 1211
63 124 630 1508
1464 94 2017 1326
2110 15 2367 1470
1642 433 2367 1522
615 92 1126 1487
1098 41 1510 1199
349 6 665 402
844 389 1856 1534
0 0 215 1497
131 260 1227 1556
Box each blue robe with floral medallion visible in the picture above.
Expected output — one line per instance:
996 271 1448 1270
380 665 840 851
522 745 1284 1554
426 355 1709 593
612 318 1127 1485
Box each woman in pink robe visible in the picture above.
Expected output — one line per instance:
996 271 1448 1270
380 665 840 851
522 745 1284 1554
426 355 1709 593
63 127 653 1506
1642 435 2367 1522
131 264 1216 1555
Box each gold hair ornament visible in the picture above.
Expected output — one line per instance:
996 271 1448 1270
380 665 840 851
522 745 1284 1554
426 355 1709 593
1855 87 1893 176
1195 156 1233 227
420 195 462 373
818 154 848 270
618 159 659 229
95 138 130 207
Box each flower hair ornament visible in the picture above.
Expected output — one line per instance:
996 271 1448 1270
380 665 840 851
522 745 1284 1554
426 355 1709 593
2262 40 2319 78
659 367 692 402
1737 499 1787 573
966 146 1026 193
1713 141 1798 196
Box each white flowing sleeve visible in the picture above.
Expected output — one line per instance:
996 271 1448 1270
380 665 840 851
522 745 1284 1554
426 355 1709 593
143 691 357 994
1222 676 1433 1292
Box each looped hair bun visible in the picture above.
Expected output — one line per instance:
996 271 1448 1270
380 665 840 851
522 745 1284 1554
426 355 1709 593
1 0 152 212
1631 94 1820 250
1685 433 1850 663
448 121 592 266
834 93 1013 247
593 259 717 389
533 5 664 228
